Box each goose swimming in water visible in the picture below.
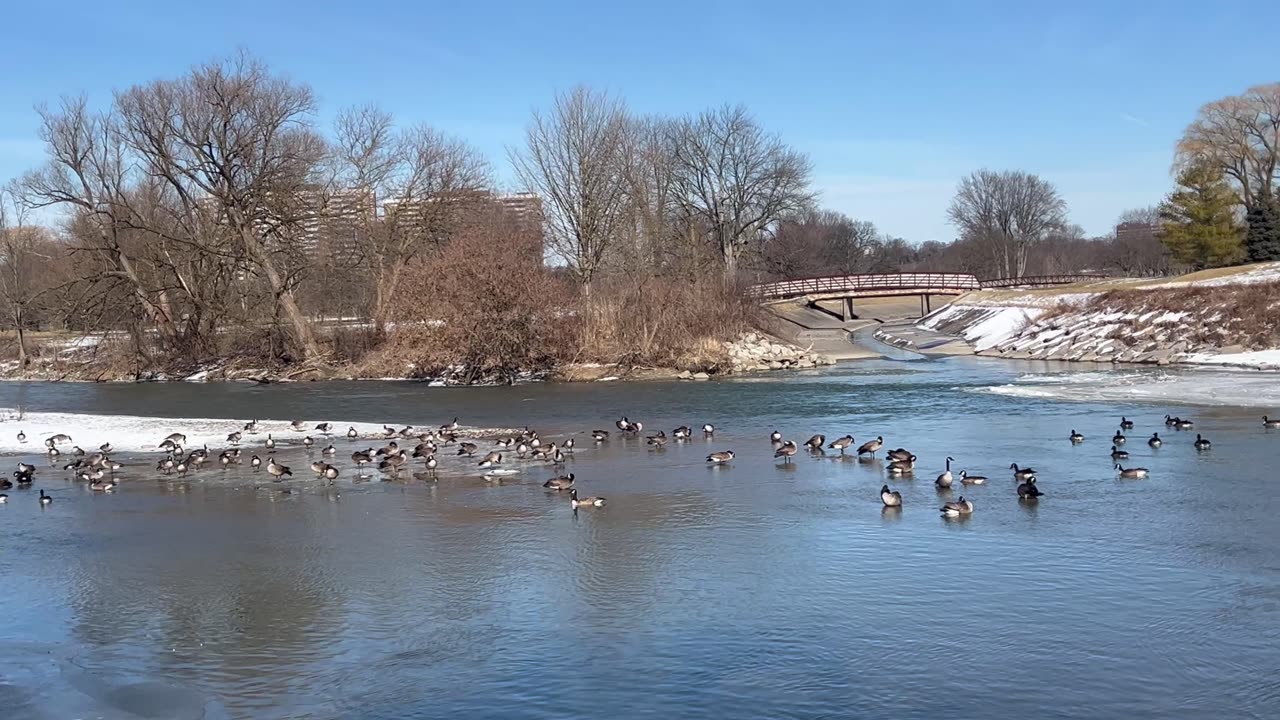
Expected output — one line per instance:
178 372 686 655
1069 430 1085 444
1120 416 1134 430
888 457 916 476
1116 464 1149 479
937 456 955 487
940 497 973 517
543 473 575 491
1009 463 1037 481
1175 418 1194 430
1110 445 1129 460
857 436 884 456
828 435 854 454
1148 433 1162 448
706 450 735 465
1264 416 1280 429
769 430 782 443
774 441 798 464
881 484 902 507
1193 434 1211 451
804 434 826 451
1112 431 1126 445
959 470 987 485
569 488 605 509
39 489 52 506
646 431 668 448
1017 477 1043 499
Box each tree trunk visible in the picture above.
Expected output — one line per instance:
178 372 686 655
14 307 28 368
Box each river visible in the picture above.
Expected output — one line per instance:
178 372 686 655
1 358 1279 719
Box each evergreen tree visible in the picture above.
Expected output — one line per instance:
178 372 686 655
1245 196 1280 262
1158 164 1244 270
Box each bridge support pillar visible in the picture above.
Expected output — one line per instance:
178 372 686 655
920 294 932 316
842 297 855 321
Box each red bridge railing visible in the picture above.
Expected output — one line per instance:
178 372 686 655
749 273 981 300
979 274 1109 289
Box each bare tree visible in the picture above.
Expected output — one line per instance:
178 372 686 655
762 209 883 279
947 169 1068 278
614 115 680 275
1177 83 1280 211
333 105 490 331
111 53 328 360
509 86 629 295
670 105 813 280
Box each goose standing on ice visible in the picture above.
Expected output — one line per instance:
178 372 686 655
250 455 262 471
828 435 854 454
227 431 241 445
267 458 292 480
16 430 25 444
316 423 332 435
291 420 306 431
769 430 782 443
706 450 735 465
592 430 610 442
774 441 798 464
804 434 826 451
857 436 884 456
265 434 275 450
478 451 502 469
347 426 359 439
702 424 715 436
673 426 692 440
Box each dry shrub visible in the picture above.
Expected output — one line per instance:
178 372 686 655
379 206 572 382
1075 280 1280 350
579 275 756 369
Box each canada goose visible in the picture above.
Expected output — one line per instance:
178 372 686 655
1069 430 1085 444
673 426 692 439
412 442 436 459
515 442 530 457
630 422 644 434
857 436 884 456
1165 415 1178 427
423 455 438 473
382 425 398 438
69 446 86 458
804 434 825 450
379 451 408 473
0 494 7 503
940 496 973 517
47 446 60 459
99 442 112 454
828 435 854 454
0 478 11 491
267 458 292 480
880 484 902 507
346 426 358 439
707 450 735 464
1112 431 1126 444
157 457 175 474
563 438 575 452
158 438 180 452
702 424 715 436
1017 477 1043 499
1194 434 1211 451
1116 464 1149 479
592 430 610 442
457 442 479 457
264 434 275 450
774 441 798 463
1009 463 1037 480
495 437 514 448
647 431 668 448
937 456 955 486
889 458 916 477
318 443 335 457
39 489 52 506
105 460 124 474
175 459 190 477
243 419 259 433
444 417 459 432
291 420 306 431
616 417 631 432
322 464 339 480
1176 418 1194 430
163 433 186 445
14 471 33 484
310 460 327 475
376 441 400 457
17 462 35 475
543 473 575 491
769 430 782 443
1120 416 1134 430
1110 445 1129 460
227 431 241 445
219 453 233 469
550 449 567 466
569 488 605 509
250 455 262 471
887 448 913 462
959 470 987 485
89 478 116 492
1264 416 1280 429
62 459 84 471
315 423 332 435
16 430 25 443
478 451 502 469
302 436 315 449
398 426 416 439
1148 433 1162 448
47 433 73 446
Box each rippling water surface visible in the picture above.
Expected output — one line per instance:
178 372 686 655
2 358 1279 719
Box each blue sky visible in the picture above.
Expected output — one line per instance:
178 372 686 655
0 0 1273 242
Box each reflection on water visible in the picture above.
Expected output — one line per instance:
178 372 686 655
2 358 1280 718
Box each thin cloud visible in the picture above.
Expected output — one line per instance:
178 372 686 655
1119 112 1149 128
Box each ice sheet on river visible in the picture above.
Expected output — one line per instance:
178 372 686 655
982 369 1280 408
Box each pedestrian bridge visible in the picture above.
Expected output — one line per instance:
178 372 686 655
749 272 1108 320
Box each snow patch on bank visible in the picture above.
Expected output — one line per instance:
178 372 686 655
919 305 1050 352
983 368 1280 407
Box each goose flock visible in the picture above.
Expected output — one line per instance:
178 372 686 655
3 412 1276 515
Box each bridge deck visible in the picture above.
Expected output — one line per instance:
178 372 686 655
750 272 1111 301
